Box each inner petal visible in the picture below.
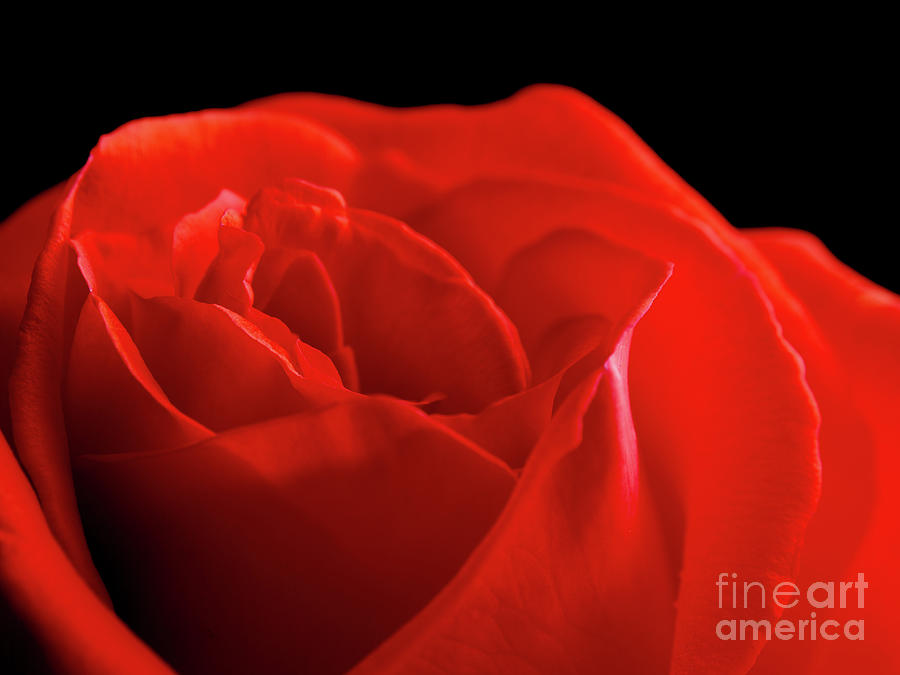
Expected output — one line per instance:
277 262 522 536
494 228 673 382
193 225 265 315
254 249 344 354
65 294 214 456
244 179 530 413
71 229 172 316
172 189 247 298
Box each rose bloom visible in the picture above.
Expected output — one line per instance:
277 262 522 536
0 86 896 674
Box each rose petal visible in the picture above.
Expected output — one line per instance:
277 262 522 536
121 295 347 432
65 294 213 456
172 189 247 298
193 225 265 315
71 231 348 436
435 229 671 468
433 376 560 469
73 398 515 674
9 170 108 597
0 185 65 439
494 227 673 382
246 307 345 388
69 110 358 239
243 85 723 225
254 249 345 354
746 228 900 674
0 431 174 674
71 229 173 312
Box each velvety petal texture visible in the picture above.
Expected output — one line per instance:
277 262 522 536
0 85 895 675
1 431 172 674
0 186 66 439
74 399 515 674
746 229 900 674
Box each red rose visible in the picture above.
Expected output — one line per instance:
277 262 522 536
0 85 897 674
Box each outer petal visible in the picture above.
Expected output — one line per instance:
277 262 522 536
0 185 65 439
403 177 821 673
746 228 900 674
73 398 515 675
242 85 723 225
9 171 108 597
0 430 173 674
68 110 358 239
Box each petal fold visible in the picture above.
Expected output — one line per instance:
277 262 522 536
172 189 247 298
65 294 213 456
121 295 347 432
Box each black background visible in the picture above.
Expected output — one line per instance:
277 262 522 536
3 49 894 291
